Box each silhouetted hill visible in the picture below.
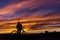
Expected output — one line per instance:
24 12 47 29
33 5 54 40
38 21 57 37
0 31 60 40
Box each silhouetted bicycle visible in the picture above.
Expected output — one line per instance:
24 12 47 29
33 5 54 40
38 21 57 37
11 29 26 34
11 30 17 34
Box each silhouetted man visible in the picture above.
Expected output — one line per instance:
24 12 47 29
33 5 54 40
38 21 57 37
16 22 22 34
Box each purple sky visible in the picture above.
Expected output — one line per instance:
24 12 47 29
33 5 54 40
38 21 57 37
0 0 60 30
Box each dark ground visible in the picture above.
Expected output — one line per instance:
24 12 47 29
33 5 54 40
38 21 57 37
0 31 60 40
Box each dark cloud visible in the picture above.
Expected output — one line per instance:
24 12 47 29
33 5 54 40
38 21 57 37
0 0 60 30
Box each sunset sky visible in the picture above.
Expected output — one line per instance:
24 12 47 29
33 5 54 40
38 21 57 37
0 0 60 34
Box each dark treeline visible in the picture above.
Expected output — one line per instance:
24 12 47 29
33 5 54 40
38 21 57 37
22 31 60 40
0 31 60 40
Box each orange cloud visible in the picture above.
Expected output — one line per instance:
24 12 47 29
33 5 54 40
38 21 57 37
0 14 60 30
0 0 60 33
